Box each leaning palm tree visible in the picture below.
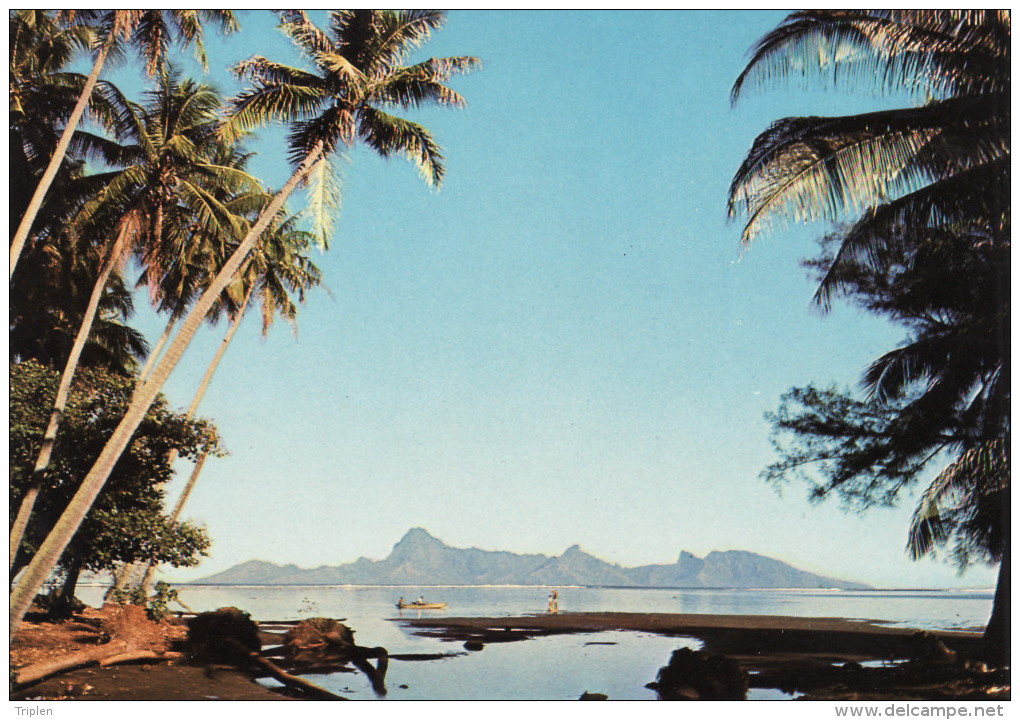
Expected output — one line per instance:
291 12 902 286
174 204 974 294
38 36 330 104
10 9 477 635
132 212 323 592
10 9 238 279
132 148 265 388
9 70 259 572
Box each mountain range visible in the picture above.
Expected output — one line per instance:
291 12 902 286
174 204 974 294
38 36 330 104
192 528 870 589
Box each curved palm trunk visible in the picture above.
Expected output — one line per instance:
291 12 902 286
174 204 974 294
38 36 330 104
135 315 175 389
9 222 130 571
136 453 208 590
10 33 114 279
134 287 252 592
9 142 324 636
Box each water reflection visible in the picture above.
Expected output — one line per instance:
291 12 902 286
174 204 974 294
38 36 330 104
74 584 992 700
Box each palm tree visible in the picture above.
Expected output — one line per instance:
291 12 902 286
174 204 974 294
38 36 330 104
10 11 104 241
131 146 265 388
731 10 1010 657
133 212 323 592
10 14 146 376
10 227 148 375
9 10 478 634
9 71 259 572
727 10 1009 257
10 9 238 279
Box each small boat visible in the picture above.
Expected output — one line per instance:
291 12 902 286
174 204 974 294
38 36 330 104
396 601 447 610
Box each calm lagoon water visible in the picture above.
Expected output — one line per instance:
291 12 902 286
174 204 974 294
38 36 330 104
76 584 993 700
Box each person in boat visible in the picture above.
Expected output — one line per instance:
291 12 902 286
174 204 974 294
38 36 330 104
417 595 425 605
398 596 405 606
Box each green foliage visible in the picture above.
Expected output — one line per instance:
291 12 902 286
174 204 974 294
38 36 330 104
10 360 221 577
763 385 924 510
110 579 178 621
740 11 1009 572
145 581 180 621
908 439 1009 567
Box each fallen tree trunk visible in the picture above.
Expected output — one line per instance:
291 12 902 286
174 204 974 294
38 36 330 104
14 643 183 686
99 650 184 667
14 641 127 686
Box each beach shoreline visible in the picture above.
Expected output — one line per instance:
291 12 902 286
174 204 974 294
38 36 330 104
11 610 1006 701
396 611 1006 700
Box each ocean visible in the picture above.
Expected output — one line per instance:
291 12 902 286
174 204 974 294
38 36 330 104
76 584 993 701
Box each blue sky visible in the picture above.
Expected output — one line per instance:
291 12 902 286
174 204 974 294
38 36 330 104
96 10 996 589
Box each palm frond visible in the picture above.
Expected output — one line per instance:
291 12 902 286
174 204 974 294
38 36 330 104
732 10 1009 103
221 83 328 144
369 56 478 108
277 10 334 60
367 10 447 74
813 160 1009 310
301 153 343 250
133 10 170 77
908 438 1009 560
357 107 445 187
729 111 940 245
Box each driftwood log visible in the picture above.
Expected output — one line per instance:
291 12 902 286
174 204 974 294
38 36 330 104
224 638 346 701
14 642 184 686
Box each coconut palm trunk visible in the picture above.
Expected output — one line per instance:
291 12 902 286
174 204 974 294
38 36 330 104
173 282 254 461
131 283 253 592
983 544 1010 665
136 454 208 591
9 221 131 571
9 142 324 636
10 33 114 280
135 316 175 388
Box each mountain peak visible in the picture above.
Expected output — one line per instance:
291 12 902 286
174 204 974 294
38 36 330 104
388 527 446 559
562 544 586 556
402 527 439 542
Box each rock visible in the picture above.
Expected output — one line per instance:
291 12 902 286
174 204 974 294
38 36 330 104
463 640 484 651
284 617 356 654
186 607 261 662
651 647 747 700
579 691 608 700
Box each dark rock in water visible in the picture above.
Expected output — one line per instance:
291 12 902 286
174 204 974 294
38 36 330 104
464 640 484 651
579 691 608 700
187 607 261 662
650 647 748 700
284 617 356 656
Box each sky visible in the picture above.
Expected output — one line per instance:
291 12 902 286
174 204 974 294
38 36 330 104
84 10 998 590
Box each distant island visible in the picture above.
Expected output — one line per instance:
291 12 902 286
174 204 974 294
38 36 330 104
192 528 870 589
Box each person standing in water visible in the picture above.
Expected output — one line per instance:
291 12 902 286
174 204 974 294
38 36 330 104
547 590 558 614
